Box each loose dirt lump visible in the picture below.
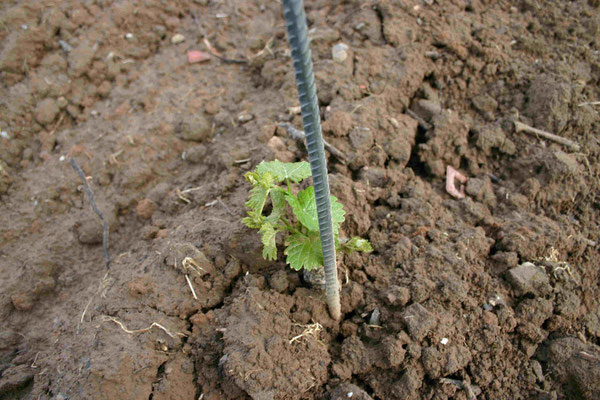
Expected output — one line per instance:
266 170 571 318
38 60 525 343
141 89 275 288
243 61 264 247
220 288 330 400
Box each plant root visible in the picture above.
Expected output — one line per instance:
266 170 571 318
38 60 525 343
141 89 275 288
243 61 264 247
101 315 188 339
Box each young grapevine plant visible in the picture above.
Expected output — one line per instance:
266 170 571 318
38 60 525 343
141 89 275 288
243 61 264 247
242 160 372 271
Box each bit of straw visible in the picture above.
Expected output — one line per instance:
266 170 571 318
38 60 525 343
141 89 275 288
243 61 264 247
182 257 205 276
289 322 323 344
185 274 198 300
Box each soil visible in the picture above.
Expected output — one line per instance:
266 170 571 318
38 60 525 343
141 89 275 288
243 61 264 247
1 0 599 399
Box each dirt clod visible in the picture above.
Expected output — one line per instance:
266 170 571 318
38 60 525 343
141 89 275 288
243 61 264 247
34 98 59 125
136 198 157 219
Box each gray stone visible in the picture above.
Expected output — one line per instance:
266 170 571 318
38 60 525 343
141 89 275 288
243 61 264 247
506 262 550 296
349 127 373 151
472 94 498 114
413 99 441 122
401 303 436 341
185 144 208 163
178 115 211 142
329 383 373 400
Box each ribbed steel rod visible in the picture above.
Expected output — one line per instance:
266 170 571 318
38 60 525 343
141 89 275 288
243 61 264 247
282 0 341 320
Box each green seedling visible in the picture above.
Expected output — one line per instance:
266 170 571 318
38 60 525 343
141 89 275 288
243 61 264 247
242 160 372 271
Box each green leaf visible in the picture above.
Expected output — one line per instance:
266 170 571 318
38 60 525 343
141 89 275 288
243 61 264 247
256 160 312 183
330 195 346 235
259 222 278 260
285 187 346 234
339 236 373 255
244 171 275 213
286 186 318 232
266 187 287 224
284 231 323 271
242 211 264 229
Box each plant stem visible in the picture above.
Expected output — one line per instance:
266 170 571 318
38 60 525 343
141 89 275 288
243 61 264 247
286 178 292 193
280 217 297 233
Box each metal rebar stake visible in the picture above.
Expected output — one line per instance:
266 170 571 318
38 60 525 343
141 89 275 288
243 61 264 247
282 0 341 320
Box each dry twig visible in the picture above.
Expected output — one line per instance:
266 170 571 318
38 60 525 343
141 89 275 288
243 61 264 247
278 122 347 163
71 158 110 269
513 120 580 152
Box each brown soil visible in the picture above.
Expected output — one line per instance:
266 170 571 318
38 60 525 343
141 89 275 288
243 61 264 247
1 0 599 399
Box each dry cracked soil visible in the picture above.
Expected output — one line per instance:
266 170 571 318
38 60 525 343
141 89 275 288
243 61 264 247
1 0 600 399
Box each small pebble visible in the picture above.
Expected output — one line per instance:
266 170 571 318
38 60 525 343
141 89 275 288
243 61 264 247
21 24 28 30
187 50 211 63
125 32 134 40
0 131 9 139
440 338 449 345
369 307 380 326
59 155 65 162
288 106 301 115
171 33 185 44
332 43 349 63
237 113 254 123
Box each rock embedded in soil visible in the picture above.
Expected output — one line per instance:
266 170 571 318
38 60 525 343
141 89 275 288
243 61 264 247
331 43 349 63
412 99 442 122
170 33 185 44
34 98 59 125
177 114 211 142
349 127 373 152
268 270 288 293
76 219 103 244
506 262 550 296
358 166 387 187
184 144 207 163
136 198 156 219
401 303 436 341
472 93 498 114
329 383 374 400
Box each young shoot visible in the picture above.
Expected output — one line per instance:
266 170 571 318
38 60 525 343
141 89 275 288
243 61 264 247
242 160 372 271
